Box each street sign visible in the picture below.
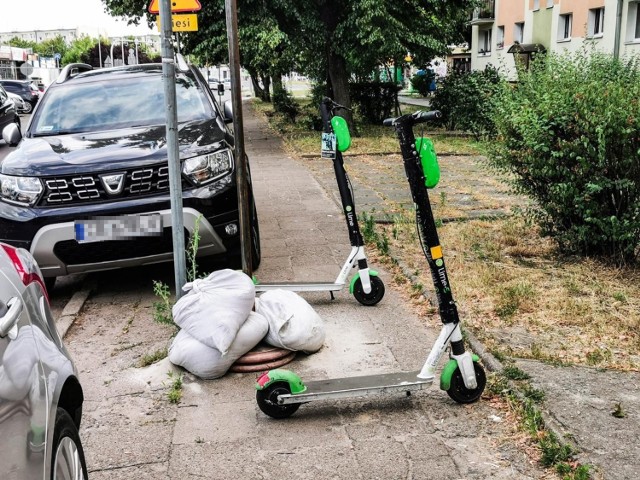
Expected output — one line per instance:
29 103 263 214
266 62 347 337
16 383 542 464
156 14 199 32
148 0 201 14
54 53 61 60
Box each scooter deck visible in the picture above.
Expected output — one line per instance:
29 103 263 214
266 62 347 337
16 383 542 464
278 371 433 405
255 282 344 292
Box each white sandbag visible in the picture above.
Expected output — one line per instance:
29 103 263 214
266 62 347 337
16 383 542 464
255 289 325 354
172 269 255 355
168 311 269 379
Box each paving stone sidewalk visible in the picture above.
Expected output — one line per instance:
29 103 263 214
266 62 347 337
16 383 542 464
61 104 555 479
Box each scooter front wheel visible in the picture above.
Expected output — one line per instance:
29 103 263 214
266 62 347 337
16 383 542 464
446 362 486 404
353 275 385 306
256 381 301 419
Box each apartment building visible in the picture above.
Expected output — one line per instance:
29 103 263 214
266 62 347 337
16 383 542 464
471 0 640 77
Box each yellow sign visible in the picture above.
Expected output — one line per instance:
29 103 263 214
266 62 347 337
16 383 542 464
148 0 201 14
157 14 199 32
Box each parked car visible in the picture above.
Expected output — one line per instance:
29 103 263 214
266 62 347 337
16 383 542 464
7 91 29 114
0 242 87 479
0 58 260 290
0 80 39 114
0 84 19 135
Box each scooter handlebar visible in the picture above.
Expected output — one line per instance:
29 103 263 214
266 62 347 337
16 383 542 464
382 110 442 127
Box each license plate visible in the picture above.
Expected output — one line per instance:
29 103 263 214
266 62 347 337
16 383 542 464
74 215 163 243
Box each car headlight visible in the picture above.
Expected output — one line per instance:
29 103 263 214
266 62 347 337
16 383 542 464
182 149 234 185
0 174 43 206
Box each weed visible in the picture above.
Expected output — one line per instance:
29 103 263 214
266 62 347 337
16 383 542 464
376 232 390 255
360 211 377 243
195 436 205 444
187 215 203 282
613 291 627 303
490 349 507 362
539 431 574 467
167 372 183 404
494 282 534 320
139 347 168 367
611 402 626 418
586 347 612 366
502 365 531 381
523 385 546 403
439 191 447 207
152 281 174 325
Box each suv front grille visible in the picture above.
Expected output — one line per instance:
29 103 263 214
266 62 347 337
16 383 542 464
39 164 179 206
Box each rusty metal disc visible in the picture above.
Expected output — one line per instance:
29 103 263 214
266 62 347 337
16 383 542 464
234 344 292 365
229 351 296 373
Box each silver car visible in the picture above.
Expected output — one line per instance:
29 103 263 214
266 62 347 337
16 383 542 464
0 242 87 479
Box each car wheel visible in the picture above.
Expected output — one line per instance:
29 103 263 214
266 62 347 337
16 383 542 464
250 200 261 270
51 408 88 480
22 101 33 114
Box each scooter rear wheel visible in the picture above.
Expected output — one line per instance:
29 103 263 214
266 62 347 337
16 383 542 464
256 381 301 419
353 275 385 306
446 362 486 404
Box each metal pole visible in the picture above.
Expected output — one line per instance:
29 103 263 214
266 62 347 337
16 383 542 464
613 0 624 60
121 38 125 65
98 34 102 68
160 0 187 298
225 0 252 276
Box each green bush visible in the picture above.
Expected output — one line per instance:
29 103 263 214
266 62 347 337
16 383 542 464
349 82 400 124
488 52 640 263
430 66 501 138
272 88 300 122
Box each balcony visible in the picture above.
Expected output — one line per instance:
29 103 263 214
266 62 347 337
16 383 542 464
470 0 495 26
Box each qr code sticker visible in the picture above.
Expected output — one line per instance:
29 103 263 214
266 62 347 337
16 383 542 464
321 132 337 159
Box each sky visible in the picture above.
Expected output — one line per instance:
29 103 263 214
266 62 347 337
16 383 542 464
0 0 157 37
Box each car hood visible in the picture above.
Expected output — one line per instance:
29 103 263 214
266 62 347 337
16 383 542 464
1 118 231 177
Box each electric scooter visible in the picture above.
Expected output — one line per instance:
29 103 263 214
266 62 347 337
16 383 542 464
254 98 385 306
254 109 486 418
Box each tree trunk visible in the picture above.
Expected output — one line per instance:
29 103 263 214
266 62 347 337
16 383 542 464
272 74 285 95
326 51 353 126
261 74 271 102
248 69 267 101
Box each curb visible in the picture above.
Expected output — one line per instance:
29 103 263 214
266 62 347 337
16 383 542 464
55 281 95 339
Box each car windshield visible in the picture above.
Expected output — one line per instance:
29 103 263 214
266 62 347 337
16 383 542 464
32 72 213 136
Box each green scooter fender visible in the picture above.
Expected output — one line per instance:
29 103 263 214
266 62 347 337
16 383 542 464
331 116 351 152
349 270 379 294
440 354 480 391
256 369 307 394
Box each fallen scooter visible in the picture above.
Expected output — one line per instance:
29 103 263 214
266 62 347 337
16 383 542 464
254 109 486 418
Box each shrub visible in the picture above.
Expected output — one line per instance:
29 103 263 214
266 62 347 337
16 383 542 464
349 82 400 124
430 66 501 138
488 52 640 263
272 88 300 122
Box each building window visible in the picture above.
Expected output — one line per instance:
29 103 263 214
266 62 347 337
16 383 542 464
546 0 554 8
533 0 540 10
588 7 605 37
635 2 640 39
515 22 525 43
479 28 492 54
558 14 572 41
497 26 505 49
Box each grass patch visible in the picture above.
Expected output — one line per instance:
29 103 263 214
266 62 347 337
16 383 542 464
139 347 168 367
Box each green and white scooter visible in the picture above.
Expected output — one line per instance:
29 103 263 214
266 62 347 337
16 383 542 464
254 98 384 306
255 109 486 418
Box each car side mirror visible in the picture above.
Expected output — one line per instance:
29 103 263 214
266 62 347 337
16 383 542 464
2 122 22 146
217 83 224 96
223 100 233 124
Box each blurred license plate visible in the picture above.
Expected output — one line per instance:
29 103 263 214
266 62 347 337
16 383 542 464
74 215 163 243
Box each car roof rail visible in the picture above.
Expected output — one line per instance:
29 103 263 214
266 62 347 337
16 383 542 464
56 63 93 84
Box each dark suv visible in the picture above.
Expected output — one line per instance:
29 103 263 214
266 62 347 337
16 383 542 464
0 61 260 289
0 80 39 114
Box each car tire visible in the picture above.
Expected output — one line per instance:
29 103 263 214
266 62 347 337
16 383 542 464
22 101 33 114
51 407 88 480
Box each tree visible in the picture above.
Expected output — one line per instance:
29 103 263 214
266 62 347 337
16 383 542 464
101 0 475 113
